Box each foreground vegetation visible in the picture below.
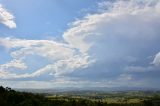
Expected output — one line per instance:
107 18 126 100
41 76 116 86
0 86 160 106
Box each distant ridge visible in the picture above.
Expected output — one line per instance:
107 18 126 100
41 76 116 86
15 87 160 94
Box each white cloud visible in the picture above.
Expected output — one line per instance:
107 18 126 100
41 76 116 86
0 37 92 79
63 0 160 65
61 0 160 87
0 4 16 28
152 52 160 66
62 0 160 63
0 59 27 70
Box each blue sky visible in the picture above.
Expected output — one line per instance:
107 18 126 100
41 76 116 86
0 0 160 89
0 0 100 39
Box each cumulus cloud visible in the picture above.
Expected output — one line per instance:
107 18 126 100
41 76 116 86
0 0 160 88
61 0 160 87
0 4 16 28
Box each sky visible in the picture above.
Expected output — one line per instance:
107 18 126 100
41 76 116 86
0 0 160 89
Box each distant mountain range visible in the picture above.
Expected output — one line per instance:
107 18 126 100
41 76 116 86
15 87 160 94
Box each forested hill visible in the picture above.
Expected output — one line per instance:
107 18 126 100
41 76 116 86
0 86 50 106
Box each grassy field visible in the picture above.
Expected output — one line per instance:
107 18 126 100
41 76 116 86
46 90 160 105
